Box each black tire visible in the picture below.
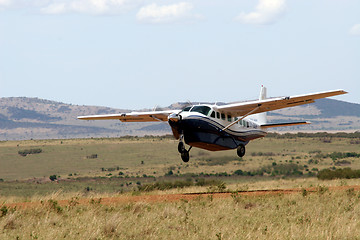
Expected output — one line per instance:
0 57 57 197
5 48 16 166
181 150 190 162
237 144 246 158
178 142 185 153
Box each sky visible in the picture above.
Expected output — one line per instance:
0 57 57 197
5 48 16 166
0 0 359 109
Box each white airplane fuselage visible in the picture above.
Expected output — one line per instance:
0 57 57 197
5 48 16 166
168 104 267 151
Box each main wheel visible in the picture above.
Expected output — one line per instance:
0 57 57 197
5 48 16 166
181 150 190 162
237 144 246 158
178 142 185 153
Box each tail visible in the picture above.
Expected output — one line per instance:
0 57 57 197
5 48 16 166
256 85 311 129
255 85 267 125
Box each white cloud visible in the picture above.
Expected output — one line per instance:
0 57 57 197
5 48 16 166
41 2 66 14
41 0 137 15
136 2 197 23
235 0 286 25
0 0 11 6
349 24 360 36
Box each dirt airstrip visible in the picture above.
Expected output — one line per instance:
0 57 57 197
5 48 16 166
4 185 360 209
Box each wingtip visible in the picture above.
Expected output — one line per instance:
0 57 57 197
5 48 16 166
77 116 89 120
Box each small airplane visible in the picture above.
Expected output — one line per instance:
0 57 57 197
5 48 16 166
78 86 347 162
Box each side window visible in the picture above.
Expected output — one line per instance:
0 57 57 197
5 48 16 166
227 115 231 122
216 112 220 119
210 111 215 118
221 113 225 120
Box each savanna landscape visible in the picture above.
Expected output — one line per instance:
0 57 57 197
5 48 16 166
1 132 360 239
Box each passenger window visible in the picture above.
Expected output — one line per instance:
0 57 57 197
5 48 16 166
227 115 231 122
210 111 215 118
221 113 225 120
216 112 220 119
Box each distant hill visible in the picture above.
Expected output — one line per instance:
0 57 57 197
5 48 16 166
0 97 359 140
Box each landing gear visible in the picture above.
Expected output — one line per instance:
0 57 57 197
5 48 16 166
181 150 190 162
178 137 192 162
237 144 246 158
178 141 185 153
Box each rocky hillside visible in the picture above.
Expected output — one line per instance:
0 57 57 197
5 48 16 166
0 97 359 140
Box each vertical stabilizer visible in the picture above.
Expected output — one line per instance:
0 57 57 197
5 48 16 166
256 85 267 125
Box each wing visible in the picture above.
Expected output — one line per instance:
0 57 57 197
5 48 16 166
216 89 347 116
78 110 180 122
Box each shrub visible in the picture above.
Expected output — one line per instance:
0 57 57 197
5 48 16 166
0 206 8 217
328 152 360 160
48 199 63 213
233 169 245 176
165 170 173 176
138 180 189 192
18 148 42 156
335 160 351 166
317 168 360 180
301 188 308 197
137 179 222 192
308 159 319 164
49 175 57 181
195 178 222 186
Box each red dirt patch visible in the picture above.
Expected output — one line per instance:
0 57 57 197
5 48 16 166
4 185 360 209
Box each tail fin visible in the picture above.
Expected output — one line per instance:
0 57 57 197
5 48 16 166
255 85 267 125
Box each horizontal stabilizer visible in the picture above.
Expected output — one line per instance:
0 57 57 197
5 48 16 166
260 121 310 129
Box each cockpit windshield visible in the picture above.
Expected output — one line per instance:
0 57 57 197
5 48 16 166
182 106 191 112
190 106 211 116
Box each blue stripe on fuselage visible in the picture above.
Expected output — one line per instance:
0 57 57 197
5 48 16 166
179 114 267 150
182 115 267 139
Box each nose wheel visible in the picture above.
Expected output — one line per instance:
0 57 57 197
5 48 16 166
178 139 192 162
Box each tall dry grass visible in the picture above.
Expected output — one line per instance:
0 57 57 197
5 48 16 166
1 187 360 239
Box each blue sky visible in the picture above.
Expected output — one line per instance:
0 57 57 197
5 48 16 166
1 0 359 109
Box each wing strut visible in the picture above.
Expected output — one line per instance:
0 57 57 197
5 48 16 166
150 115 163 122
222 104 261 131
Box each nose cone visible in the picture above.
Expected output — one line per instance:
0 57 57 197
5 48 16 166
168 113 180 123
168 113 182 140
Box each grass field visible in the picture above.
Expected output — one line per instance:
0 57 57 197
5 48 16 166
2 180 360 239
1 134 360 239
1 134 360 182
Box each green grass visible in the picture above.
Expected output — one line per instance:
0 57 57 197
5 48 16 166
1 135 360 182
